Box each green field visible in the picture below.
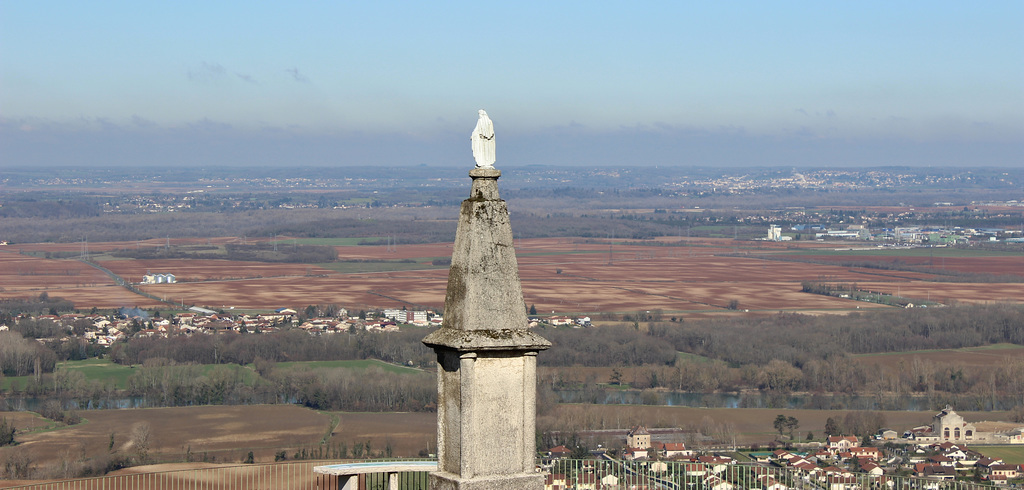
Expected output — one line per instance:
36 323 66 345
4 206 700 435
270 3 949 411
2 359 258 391
677 351 716 364
1 358 134 391
975 446 1024 465
1 358 420 392
273 359 421 375
59 358 135 388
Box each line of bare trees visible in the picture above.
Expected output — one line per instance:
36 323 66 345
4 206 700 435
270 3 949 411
4 302 1024 412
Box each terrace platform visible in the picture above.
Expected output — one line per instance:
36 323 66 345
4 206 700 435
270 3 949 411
313 460 438 490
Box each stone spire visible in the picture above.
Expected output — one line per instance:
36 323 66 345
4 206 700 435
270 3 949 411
423 167 550 490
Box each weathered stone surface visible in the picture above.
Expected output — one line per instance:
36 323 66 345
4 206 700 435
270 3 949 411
424 168 548 489
429 472 544 490
421 169 551 351
422 328 550 352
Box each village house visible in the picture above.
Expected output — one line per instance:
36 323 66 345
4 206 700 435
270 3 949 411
622 447 649 460
382 309 431 325
546 445 571 459
548 316 573 327
827 435 859 451
915 463 956 480
759 475 788 490
849 446 881 461
790 459 821 478
974 456 1002 472
989 464 1019 482
926 454 955 468
769 449 799 465
698 455 734 474
825 474 860 490
701 475 735 490
626 426 651 449
679 462 705 478
649 461 668 474
1004 428 1024 444
859 460 883 477
652 441 692 459
820 466 852 478
543 473 566 490
812 449 835 463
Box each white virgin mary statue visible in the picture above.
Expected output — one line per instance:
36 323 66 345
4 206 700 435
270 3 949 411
471 110 495 169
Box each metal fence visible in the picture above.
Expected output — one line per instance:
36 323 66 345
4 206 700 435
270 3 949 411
2 458 1012 490
545 458 1007 490
1 460 431 490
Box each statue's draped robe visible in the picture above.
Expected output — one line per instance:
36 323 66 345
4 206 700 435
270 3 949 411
471 111 495 168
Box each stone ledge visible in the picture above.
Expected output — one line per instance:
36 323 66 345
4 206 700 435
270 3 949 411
468 168 501 179
422 328 551 352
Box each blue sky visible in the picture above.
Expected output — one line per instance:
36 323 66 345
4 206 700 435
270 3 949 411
2 1 1022 167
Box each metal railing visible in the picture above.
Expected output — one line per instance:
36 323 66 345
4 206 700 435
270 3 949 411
2 460 432 490
3 458 1012 490
544 458 1005 490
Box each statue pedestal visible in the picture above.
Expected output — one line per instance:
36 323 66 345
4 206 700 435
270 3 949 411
423 169 549 490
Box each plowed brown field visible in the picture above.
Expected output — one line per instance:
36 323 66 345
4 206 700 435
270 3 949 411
2 403 1013 477
2 238 1022 316
0 405 435 478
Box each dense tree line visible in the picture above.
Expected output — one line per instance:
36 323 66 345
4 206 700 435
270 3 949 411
822 412 889 439
0 292 75 317
0 332 58 376
650 303 1024 367
0 198 104 219
108 242 339 263
285 366 435 411
4 303 1024 412
111 328 436 368
542 325 677 366
105 303 1024 403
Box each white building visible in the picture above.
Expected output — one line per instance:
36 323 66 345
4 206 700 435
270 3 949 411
142 272 177 284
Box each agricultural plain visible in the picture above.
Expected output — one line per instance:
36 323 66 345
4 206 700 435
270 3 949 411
3 236 1021 316
1 403 1014 473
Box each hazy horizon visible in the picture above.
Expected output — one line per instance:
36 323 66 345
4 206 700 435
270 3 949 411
2 2 1022 168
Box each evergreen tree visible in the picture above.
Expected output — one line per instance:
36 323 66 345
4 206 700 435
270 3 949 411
773 414 788 436
0 418 14 446
824 417 840 436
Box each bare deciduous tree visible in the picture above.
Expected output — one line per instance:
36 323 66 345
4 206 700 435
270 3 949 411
130 422 151 463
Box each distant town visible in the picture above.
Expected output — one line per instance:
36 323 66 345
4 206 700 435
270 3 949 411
3 306 444 349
